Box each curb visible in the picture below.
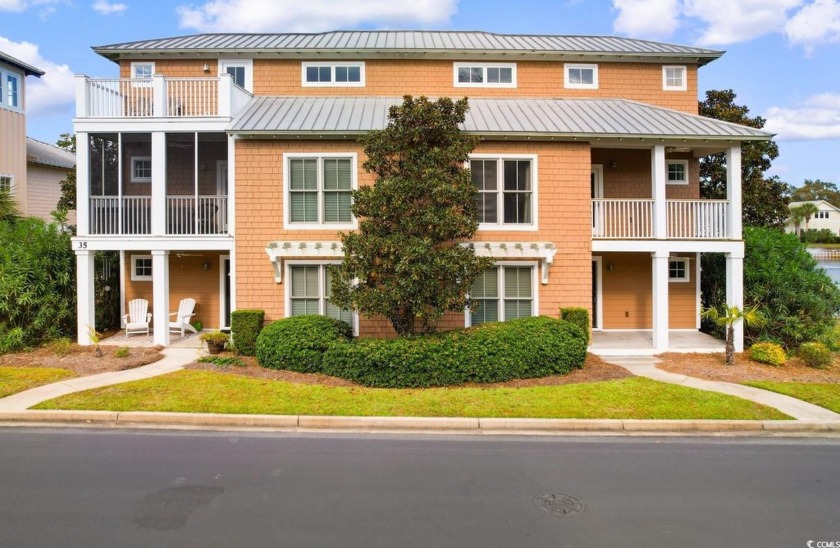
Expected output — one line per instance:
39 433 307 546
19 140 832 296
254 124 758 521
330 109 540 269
3 410 840 436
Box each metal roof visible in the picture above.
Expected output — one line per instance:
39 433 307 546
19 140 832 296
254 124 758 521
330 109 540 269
230 96 772 141
93 31 722 64
0 50 44 77
26 137 76 169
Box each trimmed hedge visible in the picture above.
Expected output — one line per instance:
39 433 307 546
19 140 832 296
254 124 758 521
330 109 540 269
230 309 265 356
560 307 590 344
256 315 353 372
749 342 786 366
798 341 832 369
321 316 588 388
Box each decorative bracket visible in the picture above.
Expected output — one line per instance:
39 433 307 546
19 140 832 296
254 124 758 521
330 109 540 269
265 241 343 283
461 241 557 285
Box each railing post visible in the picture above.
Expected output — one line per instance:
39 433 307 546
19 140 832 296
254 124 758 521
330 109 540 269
218 73 232 117
152 74 166 117
652 145 667 239
75 75 89 118
151 132 167 235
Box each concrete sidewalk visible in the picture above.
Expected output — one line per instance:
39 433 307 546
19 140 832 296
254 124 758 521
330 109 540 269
0 347 198 412
604 356 840 421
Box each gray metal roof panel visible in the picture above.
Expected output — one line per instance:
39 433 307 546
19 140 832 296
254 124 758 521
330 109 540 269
230 96 772 140
0 50 44 77
26 137 76 169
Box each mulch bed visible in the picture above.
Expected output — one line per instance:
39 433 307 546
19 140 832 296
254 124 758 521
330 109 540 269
655 352 840 384
0 344 164 376
185 353 632 388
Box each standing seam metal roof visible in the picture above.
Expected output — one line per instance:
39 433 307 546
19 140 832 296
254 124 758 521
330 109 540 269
26 137 76 169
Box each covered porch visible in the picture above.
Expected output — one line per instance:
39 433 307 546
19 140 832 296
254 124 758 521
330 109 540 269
589 329 725 356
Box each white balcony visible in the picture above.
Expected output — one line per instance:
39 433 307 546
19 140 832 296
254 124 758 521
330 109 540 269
89 195 228 236
592 199 732 240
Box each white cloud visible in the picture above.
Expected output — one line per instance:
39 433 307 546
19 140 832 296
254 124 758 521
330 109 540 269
683 0 803 45
612 0 681 39
764 93 840 140
91 0 127 14
0 36 75 117
0 0 61 12
786 0 840 52
176 0 458 32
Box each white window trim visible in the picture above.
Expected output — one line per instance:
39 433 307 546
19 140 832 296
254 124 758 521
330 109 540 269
284 260 359 335
0 174 14 195
283 152 358 230
301 62 366 87
564 63 599 89
218 58 253 92
130 62 155 88
669 258 690 283
130 156 152 183
0 67 23 112
470 154 539 232
453 62 517 88
666 159 689 185
130 254 153 282
662 65 687 91
464 261 539 327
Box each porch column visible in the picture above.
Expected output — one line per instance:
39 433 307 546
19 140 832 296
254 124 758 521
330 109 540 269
76 132 89 236
726 248 745 352
651 145 667 239
151 132 167 236
726 145 742 240
152 250 170 346
76 250 96 345
652 250 670 351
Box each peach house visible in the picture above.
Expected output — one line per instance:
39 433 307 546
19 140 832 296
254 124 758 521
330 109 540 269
71 31 771 352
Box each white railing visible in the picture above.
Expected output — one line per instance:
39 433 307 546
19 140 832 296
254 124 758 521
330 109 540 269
89 196 151 235
592 199 653 239
667 200 730 239
84 79 154 118
165 78 219 116
167 195 228 235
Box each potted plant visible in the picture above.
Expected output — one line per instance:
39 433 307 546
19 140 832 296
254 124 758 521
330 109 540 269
199 330 228 355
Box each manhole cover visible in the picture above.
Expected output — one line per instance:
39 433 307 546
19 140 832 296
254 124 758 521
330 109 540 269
533 493 585 517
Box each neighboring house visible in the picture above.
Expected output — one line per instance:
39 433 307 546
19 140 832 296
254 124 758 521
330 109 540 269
26 137 76 223
786 200 840 236
71 31 771 351
0 50 44 213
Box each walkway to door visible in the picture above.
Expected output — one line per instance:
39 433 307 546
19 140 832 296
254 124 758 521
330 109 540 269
590 330 724 356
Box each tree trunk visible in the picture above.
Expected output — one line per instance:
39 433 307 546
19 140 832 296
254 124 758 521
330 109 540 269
389 308 416 337
725 323 735 365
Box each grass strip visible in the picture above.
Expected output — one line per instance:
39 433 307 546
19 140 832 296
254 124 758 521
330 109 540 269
0 367 74 398
744 381 840 414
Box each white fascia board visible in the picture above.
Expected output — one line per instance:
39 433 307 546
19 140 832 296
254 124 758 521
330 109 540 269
71 236 234 252
591 239 744 256
73 118 233 134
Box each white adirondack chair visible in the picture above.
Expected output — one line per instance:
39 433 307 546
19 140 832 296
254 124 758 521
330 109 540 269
123 299 152 338
169 298 197 337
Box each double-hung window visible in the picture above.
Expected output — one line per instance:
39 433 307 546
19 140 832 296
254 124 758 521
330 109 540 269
468 265 535 326
471 156 536 230
302 62 365 86
564 64 598 89
453 63 516 87
288 263 354 329
285 154 356 229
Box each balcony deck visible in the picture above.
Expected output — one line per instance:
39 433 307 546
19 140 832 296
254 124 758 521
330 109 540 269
89 195 228 235
592 199 731 240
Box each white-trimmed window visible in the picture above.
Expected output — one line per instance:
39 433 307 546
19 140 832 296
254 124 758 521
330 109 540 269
0 67 23 111
0 174 13 194
470 155 537 230
564 64 598 89
669 258 689 282
131 62 154 79
219 59 253 92
287 263 355 330
467 264 536 326
131 255 153 281
131 156 152 183
453 63 516 87
666 160 689 185
302 62 365 87
817 211 830 219
284 154 357 229
663 65 687 91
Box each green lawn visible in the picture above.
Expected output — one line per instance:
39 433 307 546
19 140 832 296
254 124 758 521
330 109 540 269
35 370 790 420
0 367 74 398
744 381 840 414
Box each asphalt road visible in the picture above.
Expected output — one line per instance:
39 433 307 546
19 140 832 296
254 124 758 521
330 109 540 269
1 429 839 547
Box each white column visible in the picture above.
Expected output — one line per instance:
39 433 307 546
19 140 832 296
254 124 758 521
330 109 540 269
76 250 96 345
227 134 235 236
218 73 232 117
74 74 89 118
151 132 167 235
695 252 702 330
726 247 745 352
152 74 166 117
119 251 126 328
652 250 670 351
651 145 667 239
76 132 90 236
726 145 742 240
152 250 170 346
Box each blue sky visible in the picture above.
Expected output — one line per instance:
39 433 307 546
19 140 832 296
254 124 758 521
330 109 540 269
2 0 839 187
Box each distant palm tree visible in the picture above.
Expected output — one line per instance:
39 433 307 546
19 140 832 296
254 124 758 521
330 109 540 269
0 189 20 222
797 202 820 240
789 206 805 237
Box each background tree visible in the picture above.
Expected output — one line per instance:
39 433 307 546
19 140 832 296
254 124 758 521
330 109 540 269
698 89 790 229
791 179 840 208
330 96 493 336
55 133 77 214
788 206 804 236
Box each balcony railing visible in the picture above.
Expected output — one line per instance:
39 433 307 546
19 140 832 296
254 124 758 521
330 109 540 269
592 199 732 239
89 195 228 235
76 74 252 119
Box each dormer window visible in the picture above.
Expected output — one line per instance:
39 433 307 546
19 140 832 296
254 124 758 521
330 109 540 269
564 64 598 89
453 63 516 88
302 62 365 87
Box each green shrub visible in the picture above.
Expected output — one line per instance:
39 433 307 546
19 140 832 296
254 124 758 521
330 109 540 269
820 321 840 352
749 342 786 366
114 346 130 359
256 315 353 372
230 309 265 356
798 341 833 369
198 355 246 367
321 316 588 388
49 337 72 357
560 307 590 344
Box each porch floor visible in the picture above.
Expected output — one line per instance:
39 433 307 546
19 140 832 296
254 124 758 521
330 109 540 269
589 330 725 356
100 330 203 350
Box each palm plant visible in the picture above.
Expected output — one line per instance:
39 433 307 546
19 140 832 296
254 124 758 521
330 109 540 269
788 206 804 237
702 305 765 365
795 203 820 241
0 189 20 222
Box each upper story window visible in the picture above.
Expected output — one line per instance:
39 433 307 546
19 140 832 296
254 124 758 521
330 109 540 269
468 264 535 326
131 62 154 79
0 67 23 112
219 59 253 92
302 62 365 87
564 64 598 89
817 211 830 219
0 175 13 194
453 63 516 88
663 65 687 91
666 160 689 185
669 258 689 282
471 155 537 231
131 157 152 183
284 153 357 229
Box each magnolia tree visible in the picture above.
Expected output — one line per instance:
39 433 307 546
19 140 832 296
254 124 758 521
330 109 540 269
329 96 493 336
